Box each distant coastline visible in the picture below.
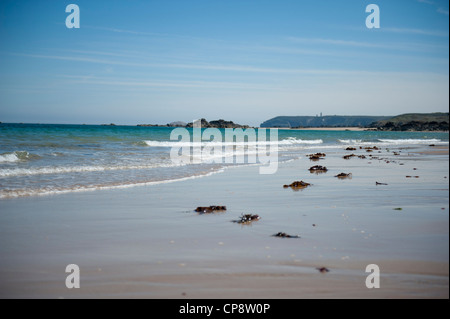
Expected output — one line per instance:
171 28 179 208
2 112 448 132
260 112 449 132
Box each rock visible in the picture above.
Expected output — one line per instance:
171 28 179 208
195 206 227 214
186 118 249 129
169 121 187 127
233 214 261 224
272 232 300 238
309 165 328 173
283 181 311 190
343 154 356 160
345 147 357 151
316 267 330 273
374 120 449 132
335 173 352 179
308 153 326 161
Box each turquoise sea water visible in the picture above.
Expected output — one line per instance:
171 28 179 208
0 123 448 198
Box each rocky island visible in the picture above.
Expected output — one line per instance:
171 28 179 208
138 119 250 129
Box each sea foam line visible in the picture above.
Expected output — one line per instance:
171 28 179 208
143 138 323 147
0 162 187 178
0 169 225 199
338 138 447 145
377 138 447 145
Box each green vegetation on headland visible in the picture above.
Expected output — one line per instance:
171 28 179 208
260 113 449 131
260 115 390 128
369 113 449 131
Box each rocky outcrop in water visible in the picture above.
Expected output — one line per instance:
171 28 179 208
232 214 261 224
195 206 227 214
186 119 250 129
272 232 301 238
283 181 311 190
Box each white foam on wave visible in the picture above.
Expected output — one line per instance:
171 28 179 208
192 148 263 163
0 162 187 178
143 138 323 148
338 138 448 146
0 153 20 163
338 139 363 144
0 151 35 163
377 138 447 145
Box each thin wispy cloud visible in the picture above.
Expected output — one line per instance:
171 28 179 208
61 75 281 91
285 36 448 54
417 0 435 4
382 27 448 37
285 36 424 52
83 25 164 37
10 50 448 79
83 25 222 43
286 37 391 49
437 7 449 15
417 0 449 15
8 52 356 75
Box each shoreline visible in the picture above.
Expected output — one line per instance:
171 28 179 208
263 127 449 133
0 143 448 298
278 127 370 131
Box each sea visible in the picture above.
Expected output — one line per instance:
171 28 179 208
0 123 448 199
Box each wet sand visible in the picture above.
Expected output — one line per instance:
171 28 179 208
0 145 448 298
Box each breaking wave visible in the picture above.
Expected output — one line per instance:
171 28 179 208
0 151 39 163
338 138 447 145
143 137 323 147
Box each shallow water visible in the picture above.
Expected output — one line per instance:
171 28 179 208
0 123 448 199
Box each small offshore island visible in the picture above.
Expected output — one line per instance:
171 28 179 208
137 118 250 129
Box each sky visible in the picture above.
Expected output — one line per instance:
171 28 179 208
0 0 448 126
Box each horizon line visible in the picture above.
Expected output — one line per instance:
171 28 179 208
1 112 448 127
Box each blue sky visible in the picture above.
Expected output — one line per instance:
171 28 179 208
0 0 448 126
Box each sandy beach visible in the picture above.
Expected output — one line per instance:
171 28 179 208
0 144 448 299
1 0 448 303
